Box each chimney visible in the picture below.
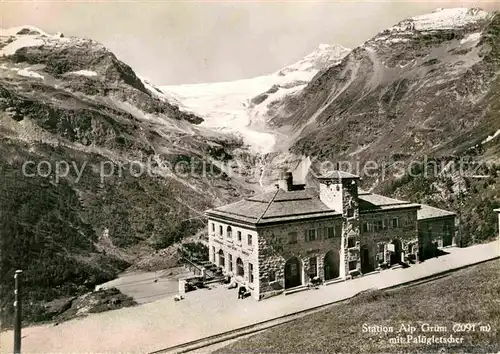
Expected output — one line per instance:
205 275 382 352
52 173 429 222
278 172 293 191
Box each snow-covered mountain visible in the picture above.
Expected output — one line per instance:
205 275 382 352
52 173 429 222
161 44 350 154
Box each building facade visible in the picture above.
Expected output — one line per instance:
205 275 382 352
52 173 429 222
495 209 500 239
206 171 456 300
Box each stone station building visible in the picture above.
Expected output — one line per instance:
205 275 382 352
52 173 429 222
205 171 456 300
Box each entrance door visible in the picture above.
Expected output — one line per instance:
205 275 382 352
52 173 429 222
323 250 339 280
360 245 374 274
390 239 402 265
284 257 302 289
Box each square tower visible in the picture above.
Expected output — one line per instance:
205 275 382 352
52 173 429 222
318 171 361 278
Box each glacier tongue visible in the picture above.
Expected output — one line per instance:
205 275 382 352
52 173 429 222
160 43 351 155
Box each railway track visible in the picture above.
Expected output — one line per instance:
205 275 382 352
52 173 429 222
148 256 499 354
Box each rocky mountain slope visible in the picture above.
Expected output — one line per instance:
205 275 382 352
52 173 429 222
268 8 500 162
0 26 255 324
260 8 500 243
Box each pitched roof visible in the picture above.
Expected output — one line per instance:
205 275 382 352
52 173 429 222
206 187 341 225
358 191 420 212
417 204 456 220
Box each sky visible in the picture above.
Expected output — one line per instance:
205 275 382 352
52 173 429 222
2 1 500 85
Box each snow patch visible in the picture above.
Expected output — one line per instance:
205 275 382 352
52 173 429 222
482 129 500 144
411 8 489 31
17 68 44 79
66 70 98 77
0 36 44 56
460 32 482 45
390 8 490 33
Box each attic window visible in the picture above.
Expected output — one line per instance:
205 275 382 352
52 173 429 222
227 226 232 238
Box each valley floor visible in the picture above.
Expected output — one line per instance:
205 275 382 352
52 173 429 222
0 241 498 354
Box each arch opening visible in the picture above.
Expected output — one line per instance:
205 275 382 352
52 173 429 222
284 257 302 289
323 250 340 281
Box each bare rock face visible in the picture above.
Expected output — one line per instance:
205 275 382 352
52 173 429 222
16 28 41 36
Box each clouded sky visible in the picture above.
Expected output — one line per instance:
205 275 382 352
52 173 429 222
3 1 500 84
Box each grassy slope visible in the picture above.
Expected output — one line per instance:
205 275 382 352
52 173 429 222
218 259 500 353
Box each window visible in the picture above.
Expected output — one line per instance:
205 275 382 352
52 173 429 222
383 219 388 230
348 261 357 271
211 223 215 232
236 258 244 277
375 220 383 232
347 208 354 217
378 244 385 263
288 231 298 244
347 237 356 248
308 229 316 242
229 254 233 271
269 270 276 282
392 218 399 228
335 224 342 238
363 223 368 233
237 231 242 242
218 249 225 267
327 226 334 239
249 263 254 283
212 246 215 262
227 226 232 238
309 257 317 278
247 234 253 246
219 225 223 236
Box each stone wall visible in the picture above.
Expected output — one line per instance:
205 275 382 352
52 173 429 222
257 217 343 297
359 208 419 268
418 216 455 260
208 219 259 299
